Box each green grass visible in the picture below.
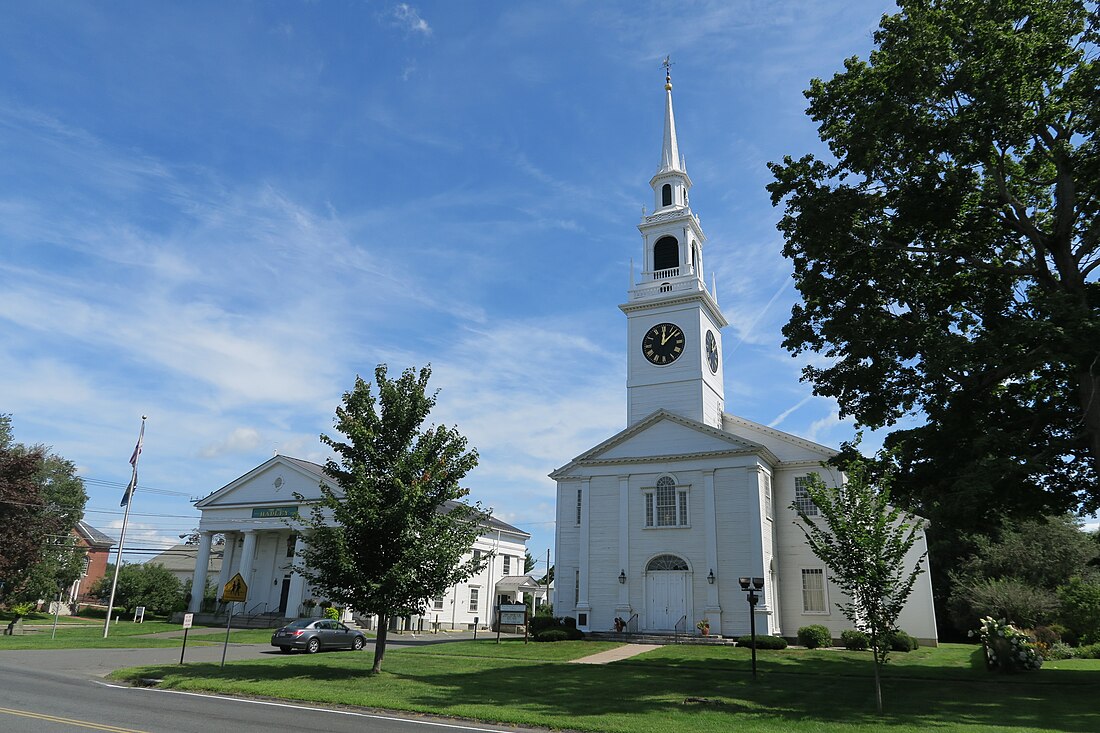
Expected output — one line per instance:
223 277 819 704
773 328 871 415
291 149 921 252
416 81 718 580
109 641 1100 733
0 619 277 649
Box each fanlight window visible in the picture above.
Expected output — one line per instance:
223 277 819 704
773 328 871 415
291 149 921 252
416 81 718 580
646 554 689 571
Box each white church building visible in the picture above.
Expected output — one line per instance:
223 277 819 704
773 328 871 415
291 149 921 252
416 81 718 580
187 454 537 630
550 71 938 644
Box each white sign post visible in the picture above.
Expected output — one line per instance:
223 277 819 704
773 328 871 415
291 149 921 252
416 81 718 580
180 613 194 665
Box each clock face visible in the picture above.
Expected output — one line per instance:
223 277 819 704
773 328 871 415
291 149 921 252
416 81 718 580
642 322 685 365
706 330 719 373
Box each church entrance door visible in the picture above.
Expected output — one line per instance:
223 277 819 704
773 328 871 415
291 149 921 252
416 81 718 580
646 571 688 630
644 554 691 631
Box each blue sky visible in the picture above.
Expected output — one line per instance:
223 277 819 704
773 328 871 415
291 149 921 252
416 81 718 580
1 1 911 569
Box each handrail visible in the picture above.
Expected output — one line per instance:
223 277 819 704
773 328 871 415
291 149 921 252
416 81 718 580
626 613 639 634
673 614 688 644
246 601 268 616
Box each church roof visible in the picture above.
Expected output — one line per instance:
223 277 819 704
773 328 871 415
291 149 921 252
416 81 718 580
74 520 115 548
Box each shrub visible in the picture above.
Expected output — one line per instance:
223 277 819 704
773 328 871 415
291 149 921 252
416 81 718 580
842 630 869 650
887 630 918 652
535 629 569 642
1049 623 1078 646
1045 642 1076 660
1076 642 1100 659
1057 577 1100 644
736 634 788 649
971 616 1042 672
529 615 583 640
323 607 340 621
949 577 1058 631
1031 625 1060 650
797 624 832 649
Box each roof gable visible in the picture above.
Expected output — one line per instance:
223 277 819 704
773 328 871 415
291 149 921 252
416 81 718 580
195 455 330 509
721 414 837 463
551 410 774 477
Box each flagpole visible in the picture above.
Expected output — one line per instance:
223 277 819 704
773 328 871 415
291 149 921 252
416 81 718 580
103 416 146 638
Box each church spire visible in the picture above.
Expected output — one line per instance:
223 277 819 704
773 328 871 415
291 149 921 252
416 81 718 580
658 56 683 174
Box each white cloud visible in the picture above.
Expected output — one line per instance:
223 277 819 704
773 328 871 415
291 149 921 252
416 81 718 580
393 4 432 37
199 427 265 458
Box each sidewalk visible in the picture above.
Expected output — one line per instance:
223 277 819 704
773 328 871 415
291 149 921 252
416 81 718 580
570 643 659 664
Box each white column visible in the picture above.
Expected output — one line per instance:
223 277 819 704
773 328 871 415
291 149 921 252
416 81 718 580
703 470 721 617
576 479 591 626
286 533 308 618
235 530 258 608
616 475 631 617
214 532 237 596
187 532 213 613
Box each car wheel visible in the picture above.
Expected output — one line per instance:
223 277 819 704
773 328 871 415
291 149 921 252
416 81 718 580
353 636 365 650
306 638 320 654
277 647 293 654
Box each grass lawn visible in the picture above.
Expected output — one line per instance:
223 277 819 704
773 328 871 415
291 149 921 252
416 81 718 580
109 640 1100 733
0 619 277 649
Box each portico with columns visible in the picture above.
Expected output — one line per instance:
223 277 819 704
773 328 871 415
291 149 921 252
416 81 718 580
188 454 531 629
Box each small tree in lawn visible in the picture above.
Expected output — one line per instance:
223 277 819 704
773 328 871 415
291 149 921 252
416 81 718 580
792 458 927 715
296 364 485 673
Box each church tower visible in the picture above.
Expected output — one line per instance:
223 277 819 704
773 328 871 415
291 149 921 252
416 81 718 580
620 65 727 428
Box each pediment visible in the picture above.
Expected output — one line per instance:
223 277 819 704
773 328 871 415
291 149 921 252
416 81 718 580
195 455 332 509
550 410 775 478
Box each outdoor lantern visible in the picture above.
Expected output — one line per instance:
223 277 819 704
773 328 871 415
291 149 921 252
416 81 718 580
707 569 715 584
752 577 765 590
738 576 751 590
618 569 626 584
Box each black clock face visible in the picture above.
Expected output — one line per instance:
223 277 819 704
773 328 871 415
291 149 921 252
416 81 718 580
706 330 719 373
642 322 685 365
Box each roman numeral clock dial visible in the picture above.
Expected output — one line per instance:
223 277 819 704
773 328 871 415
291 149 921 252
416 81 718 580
642 322 685 365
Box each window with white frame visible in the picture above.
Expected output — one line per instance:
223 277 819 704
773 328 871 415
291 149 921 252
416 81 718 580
469 587 479 613
503 555 511 575
763 473 773 519
574 569 580 609
433 595 444 611
81 555 91 577
801 568 827 613
644 475 689 527
473 549 481 563
576 488 582 525
794 476 819 516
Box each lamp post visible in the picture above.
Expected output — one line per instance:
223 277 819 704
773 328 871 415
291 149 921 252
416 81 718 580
738 576 765 679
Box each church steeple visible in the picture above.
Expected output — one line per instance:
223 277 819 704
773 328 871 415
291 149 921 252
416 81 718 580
620 62 727 428
658 64 683 175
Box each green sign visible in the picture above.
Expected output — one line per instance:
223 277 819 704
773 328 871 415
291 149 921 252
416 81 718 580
251 506 299 518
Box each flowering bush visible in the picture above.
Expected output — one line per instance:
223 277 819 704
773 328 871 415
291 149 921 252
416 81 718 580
970 616 1042 672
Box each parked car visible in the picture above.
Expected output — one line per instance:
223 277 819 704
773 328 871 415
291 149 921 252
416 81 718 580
271 618 367 654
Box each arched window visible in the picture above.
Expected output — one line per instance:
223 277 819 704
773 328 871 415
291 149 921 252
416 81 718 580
662 183 672 207
653 236 679 272
643 475 690 527
646 554 689 571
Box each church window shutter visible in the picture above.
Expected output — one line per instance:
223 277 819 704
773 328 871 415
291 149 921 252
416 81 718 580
653 236 679 272
662 183 672 207
764 473 773 519
645 493 654 527
576 488 582 525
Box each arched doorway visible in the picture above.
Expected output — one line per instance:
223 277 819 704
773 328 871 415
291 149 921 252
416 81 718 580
644 554 690 631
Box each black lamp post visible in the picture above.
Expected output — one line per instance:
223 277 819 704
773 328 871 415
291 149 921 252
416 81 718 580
738 576 765 679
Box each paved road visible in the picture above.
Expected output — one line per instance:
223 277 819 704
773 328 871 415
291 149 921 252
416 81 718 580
0 633 538 733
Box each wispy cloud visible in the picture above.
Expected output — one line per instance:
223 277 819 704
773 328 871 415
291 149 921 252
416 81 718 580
393 4 432 37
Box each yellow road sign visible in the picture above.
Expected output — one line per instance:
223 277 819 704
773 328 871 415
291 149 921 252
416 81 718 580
222 573 248 602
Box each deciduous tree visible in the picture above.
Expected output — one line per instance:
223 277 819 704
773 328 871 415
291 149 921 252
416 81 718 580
793 459 927 714
768 0 1100 530
295 365 484 673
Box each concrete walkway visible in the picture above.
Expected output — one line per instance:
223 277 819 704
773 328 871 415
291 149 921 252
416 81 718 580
570 642 659 664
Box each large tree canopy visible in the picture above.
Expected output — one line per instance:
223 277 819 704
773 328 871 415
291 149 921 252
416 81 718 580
296 365 484 673
768 0 1100 524
0 414 87 604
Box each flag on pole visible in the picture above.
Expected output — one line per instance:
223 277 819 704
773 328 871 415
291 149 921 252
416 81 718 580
121 419 145 507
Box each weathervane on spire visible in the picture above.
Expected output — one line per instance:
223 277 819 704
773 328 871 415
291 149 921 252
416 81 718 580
662 55 674 88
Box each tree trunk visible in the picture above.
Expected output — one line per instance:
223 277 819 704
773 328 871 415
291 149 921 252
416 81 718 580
871 647 883 715
1079 369 1100 467
372 613 388 673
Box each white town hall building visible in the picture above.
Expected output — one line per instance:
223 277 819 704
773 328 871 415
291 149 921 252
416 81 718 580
550 71 938 643
186 454 537 630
